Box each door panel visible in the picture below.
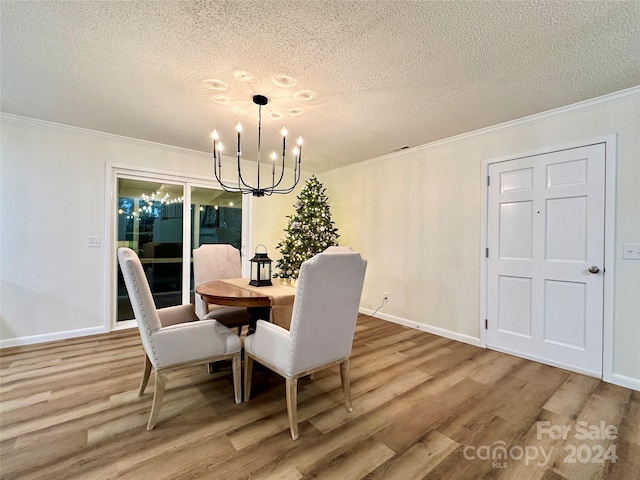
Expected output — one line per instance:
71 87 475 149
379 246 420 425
544 280 586 348
500 201 533 259
497 276 532 337
487 144 605 376
546 196 587 261
501 167 533 192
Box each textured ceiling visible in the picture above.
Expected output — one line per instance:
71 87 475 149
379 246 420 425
2 1 639 172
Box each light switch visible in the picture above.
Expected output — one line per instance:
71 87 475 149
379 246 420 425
87 236 102 248
622 243 640 260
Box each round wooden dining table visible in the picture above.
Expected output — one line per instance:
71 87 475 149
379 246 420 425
196 280 272 308
195 278 296 333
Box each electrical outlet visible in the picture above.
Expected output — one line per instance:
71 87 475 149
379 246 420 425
384 291 389 301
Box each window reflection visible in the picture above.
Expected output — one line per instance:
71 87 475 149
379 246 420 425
116 178 242 322
116 179 185 321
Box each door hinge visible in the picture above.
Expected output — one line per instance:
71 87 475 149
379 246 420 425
485 319 488 330
485 248 489 258
487 175 490 186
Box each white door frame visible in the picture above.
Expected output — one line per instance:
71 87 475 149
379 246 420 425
480 135 617 382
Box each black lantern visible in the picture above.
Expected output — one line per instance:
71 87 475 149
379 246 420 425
249 244 272 287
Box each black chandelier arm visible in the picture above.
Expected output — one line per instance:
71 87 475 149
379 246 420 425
272 174 301 195
236 145 252 189
270 153 287 190
235 155 257 191
267 152 302 195
236 150 291 193
213 162 242 193
271 141 301 191
270 152 301 193
271 132 287 189
264 162 302 196
236 119 260 192
215 151 263 194
213 152 302 196
213 152 249 194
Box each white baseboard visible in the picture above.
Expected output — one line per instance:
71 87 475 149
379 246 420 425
610 373 640 392
359 308 482 347
0 326 108 349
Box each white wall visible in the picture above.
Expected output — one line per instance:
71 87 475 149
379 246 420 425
0 116 306 343
320 88 640 388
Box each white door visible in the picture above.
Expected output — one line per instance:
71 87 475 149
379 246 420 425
486 144 605 376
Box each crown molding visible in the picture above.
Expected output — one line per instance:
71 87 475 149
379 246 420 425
325 85 640 175
3 84 639 175
0 112 210 158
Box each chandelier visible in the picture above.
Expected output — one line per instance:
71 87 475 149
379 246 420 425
212 94 303 197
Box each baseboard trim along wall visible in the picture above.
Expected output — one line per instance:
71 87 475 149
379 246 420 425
359 307 482 347
611 373 640 392
0 326 108 349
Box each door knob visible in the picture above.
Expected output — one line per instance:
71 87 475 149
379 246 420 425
588 266 600 274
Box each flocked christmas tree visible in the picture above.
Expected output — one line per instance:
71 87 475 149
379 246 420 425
274 176 339 279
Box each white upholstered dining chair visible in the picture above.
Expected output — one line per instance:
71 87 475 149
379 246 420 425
118 247 242 430
193 244 249 333
243 250 367 439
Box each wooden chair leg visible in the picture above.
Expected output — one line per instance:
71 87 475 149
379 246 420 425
232 354 242 404
340 359 353 412
243 352 254 402
147 371 166 431
138 355 152 396
285 377 299 440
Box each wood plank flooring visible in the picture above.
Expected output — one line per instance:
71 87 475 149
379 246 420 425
1 315 638 479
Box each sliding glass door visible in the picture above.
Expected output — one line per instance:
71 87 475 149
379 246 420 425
191 186 242 250
189 185 243 303
115 176 242 323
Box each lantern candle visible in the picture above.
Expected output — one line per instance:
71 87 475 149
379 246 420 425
249 245 272 287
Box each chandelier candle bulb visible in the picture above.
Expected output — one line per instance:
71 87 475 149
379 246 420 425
212 130 219 161
236 122 242 159
271 151 276 176
281 127 287 160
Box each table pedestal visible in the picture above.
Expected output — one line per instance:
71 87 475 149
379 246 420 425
247 306 272 335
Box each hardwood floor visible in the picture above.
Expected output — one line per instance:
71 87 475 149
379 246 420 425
1 315 638 480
